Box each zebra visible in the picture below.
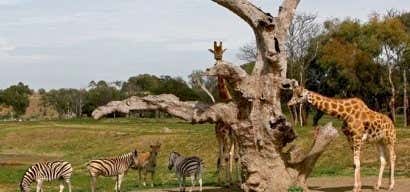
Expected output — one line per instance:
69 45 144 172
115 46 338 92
132 143 161 187
168 151 203 192
87 149 138 192
20 161 73 192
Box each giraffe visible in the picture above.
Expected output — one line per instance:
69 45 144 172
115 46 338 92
287 84 396 192
208 41 241 187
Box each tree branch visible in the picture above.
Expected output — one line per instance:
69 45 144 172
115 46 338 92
204 61 249 82
92 94 238 124
286 122 339 188
211 0 271 30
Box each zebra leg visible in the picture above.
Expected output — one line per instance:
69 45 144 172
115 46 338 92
117 173 125 192
178 176 183 192
182 176 186 192
199 177 203 192
36 180 43 192
90 176 97 192
59 180 65 192
114 175 120 192
65 179 72 192
189 175 195 192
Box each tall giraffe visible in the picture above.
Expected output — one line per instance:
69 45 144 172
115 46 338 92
208 41 241 187
288 85 396 192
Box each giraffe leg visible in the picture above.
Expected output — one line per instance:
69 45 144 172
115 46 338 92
375 143 387 191
216 133 224 186
229 142 235 186
233 139 242 185
225 141 232 187
353 139 362 192
388 144 396 191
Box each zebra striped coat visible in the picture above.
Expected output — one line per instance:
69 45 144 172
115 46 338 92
87 150 138 192
168 152 203 192
20 161 73 192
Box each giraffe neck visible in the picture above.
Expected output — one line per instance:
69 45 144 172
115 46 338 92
307 91 348 119
217 75 232 101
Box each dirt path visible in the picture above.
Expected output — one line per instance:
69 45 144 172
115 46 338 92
309 177 410 192
134 177 410 192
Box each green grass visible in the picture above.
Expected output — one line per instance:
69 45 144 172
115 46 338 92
0 116 409 191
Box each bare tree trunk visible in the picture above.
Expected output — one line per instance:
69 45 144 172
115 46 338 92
388 66 396 122
404 69 408 127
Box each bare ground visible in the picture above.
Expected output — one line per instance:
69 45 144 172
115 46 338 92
133 177 410 192
309 177 410 192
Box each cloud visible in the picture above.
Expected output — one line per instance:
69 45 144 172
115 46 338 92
0 0 28 6
0 0 409 89
0 38 16 52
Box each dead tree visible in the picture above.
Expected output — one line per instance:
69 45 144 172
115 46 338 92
92 1 340 191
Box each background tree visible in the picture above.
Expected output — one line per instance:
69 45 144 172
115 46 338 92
83 80 124 115
152 76 200 101
121 74 161 96
399 12 410 127
372 13 408 122
188 70 217 103
43 88 85 118
236 42 257 62
286 13 321 84
0 82 31 116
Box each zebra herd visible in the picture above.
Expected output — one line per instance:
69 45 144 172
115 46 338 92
19 143 203 192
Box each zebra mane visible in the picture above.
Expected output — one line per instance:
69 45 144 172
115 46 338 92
171 151 181 156
103 151 135 160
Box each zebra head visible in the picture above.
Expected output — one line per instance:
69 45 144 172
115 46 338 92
168 151 181 170
131 149 138 166
20 179 30 192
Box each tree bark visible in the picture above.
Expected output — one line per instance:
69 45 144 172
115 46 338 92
388 65 396 122
404 69 408 127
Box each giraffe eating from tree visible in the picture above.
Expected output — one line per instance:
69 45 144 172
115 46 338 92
208 41 241 187
286 81 396 192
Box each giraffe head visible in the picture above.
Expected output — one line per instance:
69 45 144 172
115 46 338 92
208 41 226 61
280 79 309 106
288 86 309 106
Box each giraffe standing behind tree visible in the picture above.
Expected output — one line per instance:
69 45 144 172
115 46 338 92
208 41 241 187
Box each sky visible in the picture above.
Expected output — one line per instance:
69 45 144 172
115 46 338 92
0 0 409 90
